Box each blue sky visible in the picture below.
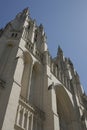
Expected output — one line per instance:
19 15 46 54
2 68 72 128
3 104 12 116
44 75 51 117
0 0 87 93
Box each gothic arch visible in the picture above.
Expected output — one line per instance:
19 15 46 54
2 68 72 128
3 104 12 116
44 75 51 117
29 61 42 107
33 61 41 74
23 51 33 64
55 84 76 130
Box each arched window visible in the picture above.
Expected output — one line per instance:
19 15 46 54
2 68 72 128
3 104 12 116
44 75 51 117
29 62 42 107
11 33 14 37
28 25 30 30
55 85 76 130
21 52 33 101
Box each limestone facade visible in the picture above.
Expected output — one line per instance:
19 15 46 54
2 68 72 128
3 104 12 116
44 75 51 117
0 8 87 130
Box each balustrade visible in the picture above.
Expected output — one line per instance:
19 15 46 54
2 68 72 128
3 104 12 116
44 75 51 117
26 42 34 53
15 98 44 130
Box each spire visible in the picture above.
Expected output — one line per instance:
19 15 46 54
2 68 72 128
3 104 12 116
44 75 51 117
57 45 63 57
15 7 29 20
39 24 45 35
22 7 29 16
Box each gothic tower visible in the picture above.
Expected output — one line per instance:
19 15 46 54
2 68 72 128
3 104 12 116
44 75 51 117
0 8 87 130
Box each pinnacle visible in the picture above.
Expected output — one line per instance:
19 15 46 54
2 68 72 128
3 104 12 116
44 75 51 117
57 45 63 56
22 7 29 16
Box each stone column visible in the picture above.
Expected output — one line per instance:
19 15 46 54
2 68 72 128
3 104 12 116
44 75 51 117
31 21 36 43
27 62 34 102
53 113 60 130
26 112 30 130
51 88 60 130
16 105 21 126
21 52 34 102
22 108 26 128
30 114 34 130
58 70 61 81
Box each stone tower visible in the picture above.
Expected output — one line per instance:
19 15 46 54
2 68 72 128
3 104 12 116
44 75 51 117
0 8 87 130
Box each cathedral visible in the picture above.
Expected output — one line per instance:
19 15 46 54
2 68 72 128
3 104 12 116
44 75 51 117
0 8 87 130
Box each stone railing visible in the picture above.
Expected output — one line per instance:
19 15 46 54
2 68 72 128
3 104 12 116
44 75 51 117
26 41 34 54
15 98 45 130
35 48 42 61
